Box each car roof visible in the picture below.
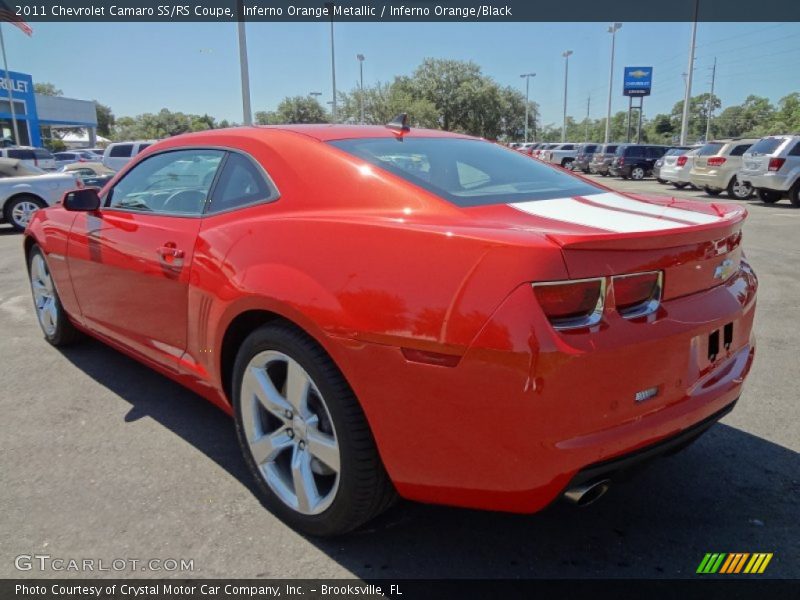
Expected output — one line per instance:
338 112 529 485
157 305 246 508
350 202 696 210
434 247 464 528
253 124 474 142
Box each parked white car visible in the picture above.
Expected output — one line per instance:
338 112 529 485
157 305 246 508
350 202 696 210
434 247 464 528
739 135 800 206
0 146 56 171
102 140 156 171
0 158 79 231
660 148 701 189
541 143 579 168
53 150 102 169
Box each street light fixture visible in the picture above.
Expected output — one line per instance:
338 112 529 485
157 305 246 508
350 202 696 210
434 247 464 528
604 23 622 144
520 73 536 143
562 50 573 143
357 54 366 124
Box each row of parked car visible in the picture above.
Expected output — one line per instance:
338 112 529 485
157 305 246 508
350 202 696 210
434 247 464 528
0 140 158 232
511 135 800 206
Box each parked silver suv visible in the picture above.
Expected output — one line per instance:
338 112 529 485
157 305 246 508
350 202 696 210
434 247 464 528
739 135 800 207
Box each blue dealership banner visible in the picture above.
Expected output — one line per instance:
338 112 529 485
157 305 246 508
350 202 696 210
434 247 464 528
623 66 653 97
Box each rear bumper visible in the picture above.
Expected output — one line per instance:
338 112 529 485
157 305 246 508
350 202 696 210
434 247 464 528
690 171 728 190
739 171 792 192
661 169 690 184
331 264 758 513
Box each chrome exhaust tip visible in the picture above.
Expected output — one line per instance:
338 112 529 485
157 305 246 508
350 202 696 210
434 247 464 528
563 479 611 507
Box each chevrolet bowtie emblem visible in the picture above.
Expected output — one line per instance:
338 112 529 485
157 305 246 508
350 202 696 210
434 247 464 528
714 258 736 280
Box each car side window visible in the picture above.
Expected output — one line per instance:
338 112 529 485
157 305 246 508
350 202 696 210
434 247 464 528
106 149 224 215
787 142 800 156
207 152 278 214
731 144 751 156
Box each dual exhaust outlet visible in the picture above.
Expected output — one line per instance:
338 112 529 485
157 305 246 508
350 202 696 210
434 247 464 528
562 479 611 507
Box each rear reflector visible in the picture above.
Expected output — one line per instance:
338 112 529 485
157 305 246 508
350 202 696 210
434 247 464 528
707 157 727 167
768 157 786 171
612 271 663 318
676 156 688 167
532 278 605 330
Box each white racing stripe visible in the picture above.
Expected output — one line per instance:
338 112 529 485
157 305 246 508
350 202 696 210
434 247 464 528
509 193 720 233
588 192 720 225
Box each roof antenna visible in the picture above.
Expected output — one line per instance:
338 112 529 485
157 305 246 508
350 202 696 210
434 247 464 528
386 113 410 134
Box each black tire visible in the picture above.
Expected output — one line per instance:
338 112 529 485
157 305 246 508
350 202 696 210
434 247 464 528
232 322 396 536
672 182 688 189
5 194 46 232
703 187 722 197
561 159 574 170
656 178 667 184
790 181 800 208
726 176 753 200
757 189 781 204
600 171 608 177
27 245 82 346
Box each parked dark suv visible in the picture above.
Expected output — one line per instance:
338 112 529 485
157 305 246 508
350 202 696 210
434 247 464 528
609 144 669 180
588 144 619 176
572 143 600 173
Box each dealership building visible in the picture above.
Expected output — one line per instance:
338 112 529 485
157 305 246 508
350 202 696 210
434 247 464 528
0 70 99 147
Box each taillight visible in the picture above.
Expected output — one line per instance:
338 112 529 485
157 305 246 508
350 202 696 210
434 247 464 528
707 157 727 167
768 157 786 171
618 157 625 165
676 156 688 167
612 271 663 319
533 278 605 330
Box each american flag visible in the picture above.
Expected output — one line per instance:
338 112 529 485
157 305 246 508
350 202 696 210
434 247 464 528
0 1 32 36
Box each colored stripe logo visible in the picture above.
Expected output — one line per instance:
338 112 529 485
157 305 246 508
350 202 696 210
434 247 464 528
696 553 773 574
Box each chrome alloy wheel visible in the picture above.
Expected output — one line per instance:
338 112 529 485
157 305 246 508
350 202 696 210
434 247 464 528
240 351 340 515
11 200 41 229
730 178 753 199
30 253 58 336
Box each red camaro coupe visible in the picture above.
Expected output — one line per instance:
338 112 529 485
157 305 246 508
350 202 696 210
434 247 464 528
24 121 757 535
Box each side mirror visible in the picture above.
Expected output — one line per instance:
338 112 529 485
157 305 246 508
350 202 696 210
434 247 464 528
63 188 101 212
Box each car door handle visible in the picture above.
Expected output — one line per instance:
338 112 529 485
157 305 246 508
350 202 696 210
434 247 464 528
156 246 185 259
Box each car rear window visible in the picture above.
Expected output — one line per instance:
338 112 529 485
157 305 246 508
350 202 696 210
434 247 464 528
748 138 784 155
7 149 35 160
329 137 600 208
698 142 724 156
109 144 133 157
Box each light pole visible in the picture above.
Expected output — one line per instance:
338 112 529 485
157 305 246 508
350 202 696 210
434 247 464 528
562 50 573 143
236 1 252 126
604 23 621 144
357 54 365 124
680 0 700 145
520 73 536 143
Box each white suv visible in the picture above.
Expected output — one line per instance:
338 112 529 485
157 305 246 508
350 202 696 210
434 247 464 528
739 135 800 207
102 140 156 171
0 147 56 171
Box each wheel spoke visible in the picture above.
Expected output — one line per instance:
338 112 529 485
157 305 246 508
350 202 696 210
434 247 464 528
250 428 294 465
306 427 340 473
243 366 292 420
285 359 310 416
291 446 320 513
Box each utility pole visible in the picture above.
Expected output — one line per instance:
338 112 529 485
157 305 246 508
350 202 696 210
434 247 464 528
585 95 591 142
357 54 365 124
562 50 573 143
705 57 717 143
520 73 536 143
679 0 699 145
604 23 622 144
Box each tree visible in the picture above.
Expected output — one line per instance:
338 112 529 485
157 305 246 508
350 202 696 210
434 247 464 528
255 96 329 125
34 82 62 96
94 102 115 137
111 108 218 140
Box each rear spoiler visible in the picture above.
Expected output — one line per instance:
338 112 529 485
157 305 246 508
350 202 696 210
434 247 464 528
546 202 746 251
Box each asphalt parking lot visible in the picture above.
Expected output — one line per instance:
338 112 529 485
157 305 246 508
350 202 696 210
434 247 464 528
1 176 798 579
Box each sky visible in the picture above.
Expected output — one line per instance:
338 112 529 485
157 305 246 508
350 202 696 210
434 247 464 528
3 20 799 126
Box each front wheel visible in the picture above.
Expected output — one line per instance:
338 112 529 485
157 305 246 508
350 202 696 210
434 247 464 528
561 159 574 170
28 245 82 346
233 323 396 536
790 181 800 207
727 176 753 200
5 195 45 232
672 182 688 189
